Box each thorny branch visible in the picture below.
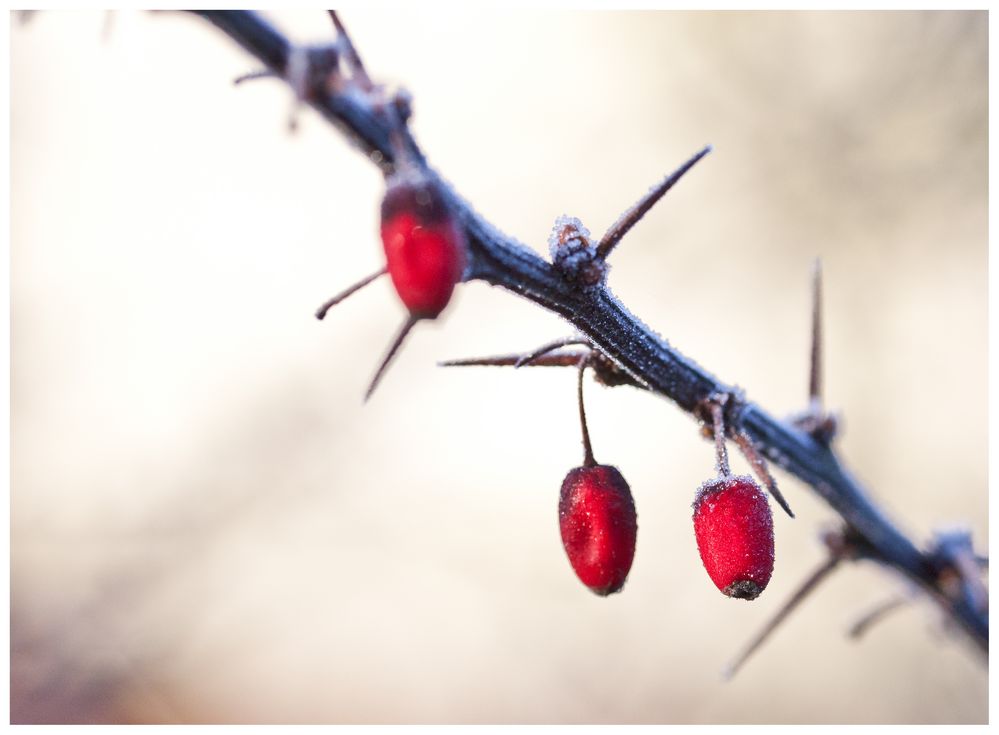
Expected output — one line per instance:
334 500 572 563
187 11 987 661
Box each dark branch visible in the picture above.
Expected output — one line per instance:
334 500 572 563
187 10 987 655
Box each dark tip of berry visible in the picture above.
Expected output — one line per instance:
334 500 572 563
590 580 625 597
723 580 763 601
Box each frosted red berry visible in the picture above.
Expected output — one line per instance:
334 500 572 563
692 474 774 600
559 464 638 596
381 176 467 319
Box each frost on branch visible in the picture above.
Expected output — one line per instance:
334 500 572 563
189 10 988 672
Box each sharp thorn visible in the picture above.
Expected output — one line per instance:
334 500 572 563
328 10 372 89
596 145 712 260
847 595 910 640
315 267 388 320
363 315 418 402
724 555 841 680
513 337 593 368
234 69 275 86
809 257 824 408
439 352 592 369
734 432 794 519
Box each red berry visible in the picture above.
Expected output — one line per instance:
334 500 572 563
559 464 637 596
692 474 774 600
381 176 467 318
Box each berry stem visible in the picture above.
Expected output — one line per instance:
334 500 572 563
315 267 388 320
710 401 730 477
577 357 596 467
595 145 712 261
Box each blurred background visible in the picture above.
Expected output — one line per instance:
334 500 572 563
10 9 987 724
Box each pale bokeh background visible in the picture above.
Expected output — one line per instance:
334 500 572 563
10 9 987 724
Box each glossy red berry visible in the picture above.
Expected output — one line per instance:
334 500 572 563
559 464 638 596
381 175 467 319
692 474 774 600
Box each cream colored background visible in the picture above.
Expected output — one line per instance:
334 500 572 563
11 9 987 724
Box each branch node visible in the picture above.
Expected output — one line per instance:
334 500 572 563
548 216 607 290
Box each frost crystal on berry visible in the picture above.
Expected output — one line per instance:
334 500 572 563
692 474 774 600
559 464 637 596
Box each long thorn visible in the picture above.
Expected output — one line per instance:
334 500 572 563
848 595 910 640
514 337 592 368
809 258 823 409
577 356 595 467
364 315 419 402
440 352 590 368
328 10 372 89
315 267 388 320
595 145 712 260
734 432 794 519
724 555 841 680
709 401 730 477
234 69 275 85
